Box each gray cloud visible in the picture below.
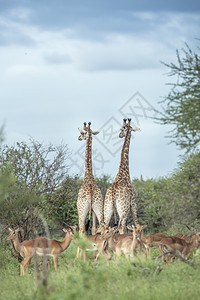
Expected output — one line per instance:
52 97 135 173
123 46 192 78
1 1 200 43
43 52 72 65
0 23 35 46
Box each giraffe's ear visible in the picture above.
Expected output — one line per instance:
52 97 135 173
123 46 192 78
92 131 99 135
78 128 84 133
131 127 140 132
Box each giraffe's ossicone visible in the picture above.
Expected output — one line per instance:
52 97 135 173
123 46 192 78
104 119 140 233
77 122 104 234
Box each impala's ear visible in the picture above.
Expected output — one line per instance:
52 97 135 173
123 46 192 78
127 225 133 231
16 228 20 232
72 225 78 233
8 227 12 232
92 131 99 135
63 228 68 233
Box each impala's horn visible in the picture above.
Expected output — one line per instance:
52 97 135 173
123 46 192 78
63 222 73 231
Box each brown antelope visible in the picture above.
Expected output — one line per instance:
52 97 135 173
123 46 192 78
76 233 112 261
174 233 189 240
8 226 76 275
159 232 200 261
115 225 141 258
140 231 167 256
97 226 121 254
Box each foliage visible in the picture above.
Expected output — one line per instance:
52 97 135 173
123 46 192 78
158 42 200 152
0 124 5 146
0 139 69 195
48 176 81 230
95 174 113 198
133 152 200 233
133 177 167 232
0 139 69 240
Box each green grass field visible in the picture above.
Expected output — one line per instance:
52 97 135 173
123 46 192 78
1 239 200 300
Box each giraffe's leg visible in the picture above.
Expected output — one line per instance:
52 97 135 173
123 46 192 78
117 202 130 234
104 187 115 227
104 195 114 227
78 200 90 234
91 211 97 235
130 196 138 226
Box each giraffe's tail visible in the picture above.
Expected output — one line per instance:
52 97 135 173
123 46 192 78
85 219 90 232
112 187 117 226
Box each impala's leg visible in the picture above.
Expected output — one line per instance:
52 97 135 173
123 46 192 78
76 246 81 259
147 246 152 257
47 259 51 270
115 247 121 257
94 252 100 261
53 255 58 271
20 256 31 276
20 263 24 276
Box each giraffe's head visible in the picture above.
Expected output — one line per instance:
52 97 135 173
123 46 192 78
78 122 99 141
119 118 140 138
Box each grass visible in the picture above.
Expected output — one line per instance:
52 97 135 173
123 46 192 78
1 239 200 300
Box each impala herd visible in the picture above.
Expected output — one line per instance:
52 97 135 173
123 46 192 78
8 223 200 275
6 120 200 275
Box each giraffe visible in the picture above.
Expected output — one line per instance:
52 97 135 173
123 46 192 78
104 118 140 233
77 122 104 235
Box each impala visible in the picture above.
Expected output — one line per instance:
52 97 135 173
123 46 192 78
115 225 141 258
8 225 76 275
76 233 111 261
159 232 200 261
140 231 167 256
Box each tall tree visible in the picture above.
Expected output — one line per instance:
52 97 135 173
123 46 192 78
159 42 200 152
0 139 69 240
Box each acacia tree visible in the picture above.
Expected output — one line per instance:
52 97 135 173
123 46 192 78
0 139 69 241
159 42 200 152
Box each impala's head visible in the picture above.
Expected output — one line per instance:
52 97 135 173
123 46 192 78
133 225 141 239
127 224 141 239
136 224 146 237
100 225 119 238
195 231 200 241
78 122 99 141
119 119 140 138
7 227 20 240
63 224 77 235
95 222 108 235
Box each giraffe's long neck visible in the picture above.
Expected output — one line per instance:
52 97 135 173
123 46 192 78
84 131 93 178
117 128 131 180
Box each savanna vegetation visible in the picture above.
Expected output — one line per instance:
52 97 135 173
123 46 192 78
0 42 200 299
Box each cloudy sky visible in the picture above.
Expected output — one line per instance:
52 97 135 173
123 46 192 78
0 0 200 179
